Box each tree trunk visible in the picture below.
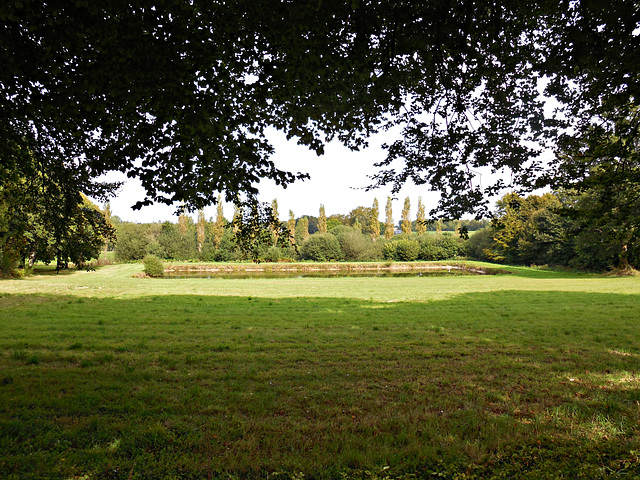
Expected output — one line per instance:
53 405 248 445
619 244 629 270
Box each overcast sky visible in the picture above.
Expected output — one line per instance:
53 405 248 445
100 127 522 225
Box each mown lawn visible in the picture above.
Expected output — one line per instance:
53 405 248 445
1 263 639 479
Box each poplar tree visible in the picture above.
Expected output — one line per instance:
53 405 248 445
416 197 426 235
401 197 412 235
370 198 380 241
287 210 296 246
301 217 310 242
196 209 206 252
296 216 310 244
318 205 327 233
384 196 394 240
232 201 242 235
436 219 443 239
178 210 189 235
270 199 280 246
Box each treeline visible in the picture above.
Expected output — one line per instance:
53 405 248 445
113 188 639 272
467 192 639 271
115 221 468 263
114 197 473 263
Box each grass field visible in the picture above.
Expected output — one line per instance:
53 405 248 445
1 263 639 479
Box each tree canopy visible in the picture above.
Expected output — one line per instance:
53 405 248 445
1 1 639 218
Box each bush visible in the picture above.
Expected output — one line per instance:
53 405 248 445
142 254 164 277
300 234 343 261
464 227 495 261
333 228 383 261
383 237 420 261
382 242 397 260
393 238 420 261
417 234 465 260
263 246 283 262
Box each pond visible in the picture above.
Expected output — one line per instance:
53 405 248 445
161 266 490 279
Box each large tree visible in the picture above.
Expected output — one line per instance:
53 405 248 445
553 109 640 269
0 145 114 272
2 1 638 219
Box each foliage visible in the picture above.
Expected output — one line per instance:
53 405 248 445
424 218 491 233
553 109 640 269
384 196 394 240
383 238 420 261
333 227 383 261
304 215 319 235
142 254 164 277
489 193 564 264
318 205 328 234
417 234 466 261
210 196 226 249
287 211 296 248
470 188 639 271
2 2 638 221
196 209 206 253
59 197 117 269
270 199 280 246
348 206 374 234
401 197 412 235
326 214 348 231
300 233 343 262
415 197 427 235
114 223 153 262
157 222 196 261
0 145 115 273
381 234 465 262
370 198 380 241
295 217 310 245
231 201 289 263
263 246 284 263
464 227 495 262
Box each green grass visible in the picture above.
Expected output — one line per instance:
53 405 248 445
1 263 639 479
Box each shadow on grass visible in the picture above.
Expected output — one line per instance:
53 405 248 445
0 291 639 479
466 261 606 279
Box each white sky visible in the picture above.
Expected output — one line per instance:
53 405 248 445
98 127 519 225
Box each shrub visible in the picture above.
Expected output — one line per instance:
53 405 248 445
334 228 383 261
300 234 343 261
393 238 420 261
464 227 495 261
417 234 465 260
142 254 164 277
383 238 421 261
382 241 397 260
263 246 283 262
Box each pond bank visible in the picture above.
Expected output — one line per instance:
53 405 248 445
163 261 507 276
